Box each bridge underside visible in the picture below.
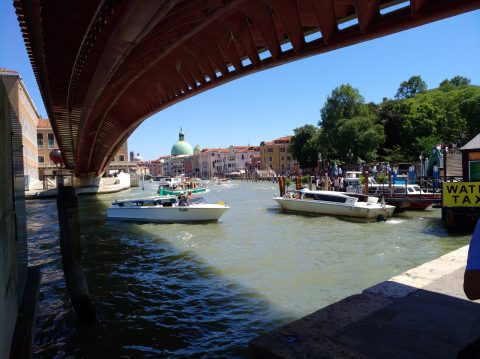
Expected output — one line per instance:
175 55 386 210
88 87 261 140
14 0 480 176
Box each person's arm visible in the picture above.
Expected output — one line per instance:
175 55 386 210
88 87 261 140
464 270 480 300
464 219 480 300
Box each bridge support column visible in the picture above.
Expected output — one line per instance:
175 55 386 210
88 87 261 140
73 173 101 188
57 185 96 325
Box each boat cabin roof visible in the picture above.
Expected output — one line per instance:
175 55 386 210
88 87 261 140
293 189 357 204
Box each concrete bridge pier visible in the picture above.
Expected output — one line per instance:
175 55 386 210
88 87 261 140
72 173 101 188
57 185 96 325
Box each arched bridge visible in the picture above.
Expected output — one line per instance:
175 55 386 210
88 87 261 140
14 0 479 177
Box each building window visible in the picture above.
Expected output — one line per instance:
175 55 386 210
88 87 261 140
287 156 291 161
268 148 273 153
37 133 44 148
269 157 272 161
118 155 125 162
38 156 44 164
48 133 55 148
280 148 285 152
281 156 284 161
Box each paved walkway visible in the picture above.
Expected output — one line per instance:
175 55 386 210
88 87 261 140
250 246 480 358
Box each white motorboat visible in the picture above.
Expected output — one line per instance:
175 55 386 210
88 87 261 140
273 189 395 220
106 196 229 223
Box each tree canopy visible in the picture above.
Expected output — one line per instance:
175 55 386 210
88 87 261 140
289 124 319 169
288 76 479 171
395 75 427 99
318 84 367 158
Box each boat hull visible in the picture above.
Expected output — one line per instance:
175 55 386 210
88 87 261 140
106 204 229 223
158 187 207 196
273 197 395 219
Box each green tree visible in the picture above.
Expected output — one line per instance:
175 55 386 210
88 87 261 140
382 145 404 163
336 115 385 163
459 95 480 138
289 124 319 169
395 75 427 99
378 99 410 151
318 84 366 158
440 76 471 89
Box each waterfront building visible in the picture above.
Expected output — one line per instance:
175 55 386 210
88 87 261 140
259 136 298 175
246 155 262 178
183 144 202 177
198 148 229 178
225 146 260 176
161 155 172 176
35 118 130 178
170 155 189 176
138 159 164 177
1 68 41 189
105 142 130 175
36 118 58 185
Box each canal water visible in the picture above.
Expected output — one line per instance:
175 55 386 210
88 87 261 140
27 180 471 358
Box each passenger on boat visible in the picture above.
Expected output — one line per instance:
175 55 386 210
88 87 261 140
178 194 188 206
463 219 480 300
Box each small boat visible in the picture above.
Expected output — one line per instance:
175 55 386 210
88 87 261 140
273 189 395 220
377 184 442 209
106 196 229 223
158 186 208 196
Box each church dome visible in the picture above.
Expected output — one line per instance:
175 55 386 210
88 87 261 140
193 144 201 154
171 128 193 156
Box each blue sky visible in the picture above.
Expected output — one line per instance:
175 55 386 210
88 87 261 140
1 4 479 160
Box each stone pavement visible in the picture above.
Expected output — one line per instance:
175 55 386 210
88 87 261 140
250 246 480 358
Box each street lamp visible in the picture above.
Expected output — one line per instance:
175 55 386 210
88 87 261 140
317 152 322 173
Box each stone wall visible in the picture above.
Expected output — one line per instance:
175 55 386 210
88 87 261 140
0 79 20 358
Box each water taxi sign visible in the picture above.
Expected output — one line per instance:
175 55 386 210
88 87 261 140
443 182 480 207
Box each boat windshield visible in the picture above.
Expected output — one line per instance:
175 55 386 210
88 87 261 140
303 192 348 203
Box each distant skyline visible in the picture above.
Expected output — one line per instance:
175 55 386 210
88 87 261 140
1 4 479 160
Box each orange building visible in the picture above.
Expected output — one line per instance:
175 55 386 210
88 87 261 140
259 136 298 175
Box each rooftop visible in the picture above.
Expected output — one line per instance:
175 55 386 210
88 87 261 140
0 68 19 76
37 118 52 129
461 133 480 150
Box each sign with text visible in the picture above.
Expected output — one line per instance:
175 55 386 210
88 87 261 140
443 182 480 207
468 152 480 161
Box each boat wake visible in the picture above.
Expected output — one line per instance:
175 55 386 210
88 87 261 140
385 219 406 225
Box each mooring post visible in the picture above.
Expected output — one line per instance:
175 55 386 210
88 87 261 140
56 185 96 325
279 176 285 196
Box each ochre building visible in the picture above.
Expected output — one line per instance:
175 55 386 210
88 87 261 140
259 136 298 175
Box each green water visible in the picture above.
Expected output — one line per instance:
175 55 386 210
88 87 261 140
27 180 471 357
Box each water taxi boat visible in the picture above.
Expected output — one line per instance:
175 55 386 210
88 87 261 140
345 178 440 210
374 184 441 209
273 189 395 220
106 196 229 223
